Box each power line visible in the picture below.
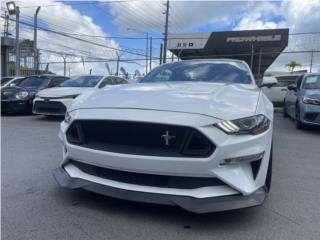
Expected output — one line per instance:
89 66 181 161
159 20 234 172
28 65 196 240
19 11 161 41
2 15 159 59
6 12 320 40
18 0 139 9
39 57 153 64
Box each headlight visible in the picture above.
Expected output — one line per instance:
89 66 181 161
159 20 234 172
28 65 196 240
303 97 320 105
15 91 29 99
215 115 270 135
64 111 72 123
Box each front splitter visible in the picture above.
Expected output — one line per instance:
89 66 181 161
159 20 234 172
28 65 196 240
53 167 267 213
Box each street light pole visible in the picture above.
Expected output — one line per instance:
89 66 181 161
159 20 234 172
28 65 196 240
163 0 169 63
6 1 20 75
34 6 41 74
15 6 20 75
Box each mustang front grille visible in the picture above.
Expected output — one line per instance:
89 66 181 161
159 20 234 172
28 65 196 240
66 120 215 157
71 160 224 189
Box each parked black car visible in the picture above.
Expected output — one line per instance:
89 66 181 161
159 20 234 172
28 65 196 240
1 75 69 114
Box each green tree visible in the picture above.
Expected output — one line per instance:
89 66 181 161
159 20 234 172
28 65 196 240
286 61 302 72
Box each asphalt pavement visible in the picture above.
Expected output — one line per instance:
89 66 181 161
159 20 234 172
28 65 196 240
1 114 320 240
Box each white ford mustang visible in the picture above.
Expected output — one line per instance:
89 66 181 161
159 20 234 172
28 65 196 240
33 75 128 116
54 59 275 213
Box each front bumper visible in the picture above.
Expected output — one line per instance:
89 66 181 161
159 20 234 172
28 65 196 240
57 108 273 213
300 103 320 126
53 166 267 213
1 100 32 113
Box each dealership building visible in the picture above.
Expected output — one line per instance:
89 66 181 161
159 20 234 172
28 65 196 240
168 28 289 79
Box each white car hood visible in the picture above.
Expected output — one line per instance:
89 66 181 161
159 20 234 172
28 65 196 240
37 87 95 98
71 82 261 120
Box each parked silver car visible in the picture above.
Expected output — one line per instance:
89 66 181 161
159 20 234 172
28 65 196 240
284 74 320 128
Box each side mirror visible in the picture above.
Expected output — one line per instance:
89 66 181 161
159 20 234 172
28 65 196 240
287 84 297 91
259 77 278 88
9 83 16 87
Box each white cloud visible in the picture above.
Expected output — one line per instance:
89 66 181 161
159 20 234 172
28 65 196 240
109 0 249 34
1 0 139 76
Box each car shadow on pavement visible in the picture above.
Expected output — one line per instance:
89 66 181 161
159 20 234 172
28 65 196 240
280 116 320 134
53 186 261 230
1 112 33 117
34 115 64 122
300 125 320 133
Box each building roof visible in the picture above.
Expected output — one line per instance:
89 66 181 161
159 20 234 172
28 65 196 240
168 29 289 77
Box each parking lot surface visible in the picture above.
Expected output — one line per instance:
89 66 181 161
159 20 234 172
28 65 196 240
1 114 320 240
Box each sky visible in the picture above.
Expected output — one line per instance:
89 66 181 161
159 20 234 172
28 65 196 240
1 0 320 77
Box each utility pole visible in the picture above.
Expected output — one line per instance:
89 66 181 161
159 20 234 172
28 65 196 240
15 6 20 75
34 6 41 74
116 55 120 76
250 44 254 70
149 37 152 71
310 49 314 73
163 0 169 63
159 43 163 64
62 56 66 76
146 32 149 74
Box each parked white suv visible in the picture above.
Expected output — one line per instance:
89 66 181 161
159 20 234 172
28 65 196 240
54 59 274 213
262 74 301 107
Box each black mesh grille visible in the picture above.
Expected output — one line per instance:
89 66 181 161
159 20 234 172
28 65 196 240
66 120 215 157
71 160 224 189
34 101 66 115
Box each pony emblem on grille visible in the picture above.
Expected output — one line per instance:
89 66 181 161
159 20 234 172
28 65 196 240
161 131 176 146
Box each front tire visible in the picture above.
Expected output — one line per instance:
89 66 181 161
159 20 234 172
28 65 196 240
283 101 289 118
295 105 304 129
265 147 272 192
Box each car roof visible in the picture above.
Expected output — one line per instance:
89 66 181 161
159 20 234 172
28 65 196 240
169 58 248 65
69 75 103 77
2 76 24 78
303 73 320 77
25 75 66 78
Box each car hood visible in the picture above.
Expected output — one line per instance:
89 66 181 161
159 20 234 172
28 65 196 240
2 86 38 93
37 87 94 97
71 82 261 120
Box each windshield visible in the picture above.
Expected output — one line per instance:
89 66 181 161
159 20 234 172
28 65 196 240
1 77 13 86
59 75 102 87
19 76 52 88
302 75 320 89
140 61 252 84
